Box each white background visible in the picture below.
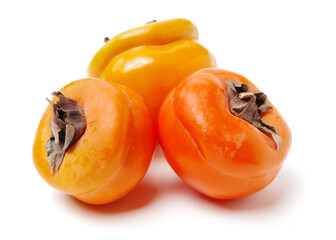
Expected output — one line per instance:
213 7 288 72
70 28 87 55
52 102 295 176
1 0 335 239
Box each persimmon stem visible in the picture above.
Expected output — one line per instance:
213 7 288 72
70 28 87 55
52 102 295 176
145 19 157 24
104 20 157 43
45 92 86 174
226 80 281 151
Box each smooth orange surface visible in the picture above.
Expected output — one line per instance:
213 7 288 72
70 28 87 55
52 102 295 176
158 69 291 199
87 18 217 120
33 78 156 205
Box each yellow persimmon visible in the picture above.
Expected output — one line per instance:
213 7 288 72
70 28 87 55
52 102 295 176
87 18 217 121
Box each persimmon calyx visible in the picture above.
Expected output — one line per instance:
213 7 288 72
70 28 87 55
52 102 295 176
226 80 282 151
45 92 86 174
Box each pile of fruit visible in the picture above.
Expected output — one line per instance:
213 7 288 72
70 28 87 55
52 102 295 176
32 19 291 205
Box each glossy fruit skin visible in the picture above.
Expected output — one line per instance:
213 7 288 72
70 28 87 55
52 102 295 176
33 78 156 205
158 69 291 199
87 18 217 121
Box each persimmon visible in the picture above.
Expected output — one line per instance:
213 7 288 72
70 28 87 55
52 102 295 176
87 18 217 121
33 78 156 205
158 69 291 199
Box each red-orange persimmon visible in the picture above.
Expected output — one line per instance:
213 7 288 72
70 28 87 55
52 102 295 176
158 69 291 199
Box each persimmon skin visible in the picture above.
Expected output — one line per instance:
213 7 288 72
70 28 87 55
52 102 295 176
33 78 155 205
158 69 291 199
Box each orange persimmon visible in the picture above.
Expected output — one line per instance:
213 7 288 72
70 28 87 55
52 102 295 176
33 78 156 205
158 69 291 199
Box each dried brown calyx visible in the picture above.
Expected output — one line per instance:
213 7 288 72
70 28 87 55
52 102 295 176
45 92 86 174
226 80 281 151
